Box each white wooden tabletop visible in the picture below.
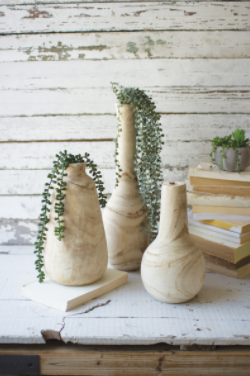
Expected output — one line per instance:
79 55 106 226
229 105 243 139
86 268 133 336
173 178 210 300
1 245 250 346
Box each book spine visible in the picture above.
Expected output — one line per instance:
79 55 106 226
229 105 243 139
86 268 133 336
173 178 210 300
189 166 250 183
187 192 250 208
192 185 250 196
192 206 250 216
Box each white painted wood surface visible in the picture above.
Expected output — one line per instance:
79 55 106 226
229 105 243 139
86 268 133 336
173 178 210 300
1 87 249 116
0 141 215 169
0 246 250 345
1 31 250 62
1 2 249 34
3 0 244 4
2 60 250 89
0 1 250 245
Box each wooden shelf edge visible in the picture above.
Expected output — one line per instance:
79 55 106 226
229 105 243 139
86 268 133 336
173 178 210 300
0 344 250 376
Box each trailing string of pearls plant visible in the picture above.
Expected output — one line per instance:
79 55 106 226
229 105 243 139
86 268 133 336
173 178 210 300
35 151 107 283
112 82 164 243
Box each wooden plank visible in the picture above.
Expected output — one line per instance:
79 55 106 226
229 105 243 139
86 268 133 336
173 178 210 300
0 115 117 141
1 345 250 376
1 60 250 89
0 141 116 169
0 2 249 34
3 0 248 4
1 31 250 62
1 114 249 142
0 249 250 348
0 140 214 169
0 87 249 116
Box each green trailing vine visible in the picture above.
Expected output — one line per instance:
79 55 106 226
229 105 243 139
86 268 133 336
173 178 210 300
111 82 164 243
209 129 250 173
34 151 107 283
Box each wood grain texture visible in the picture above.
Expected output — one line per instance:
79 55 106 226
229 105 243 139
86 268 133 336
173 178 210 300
0 2 250 34
43 163 108 285
103 105 148 271
141 182 206 303
1 31 250 62
1 345 250 376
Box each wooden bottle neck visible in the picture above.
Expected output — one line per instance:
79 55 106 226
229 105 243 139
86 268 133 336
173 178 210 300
64 162 86 180
116 104 136 180
158 182 188 242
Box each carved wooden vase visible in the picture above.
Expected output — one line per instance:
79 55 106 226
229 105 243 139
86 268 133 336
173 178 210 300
103 104 148 271
141 182 206 303
43 163 108 286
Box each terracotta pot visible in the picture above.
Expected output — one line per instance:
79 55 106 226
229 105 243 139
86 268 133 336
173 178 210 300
141 182 206 304
214 147 249 172
103 104 148 271
44 163 108 286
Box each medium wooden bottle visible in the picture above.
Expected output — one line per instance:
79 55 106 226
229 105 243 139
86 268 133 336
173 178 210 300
103 104 148 271
141 182 206 303
44 163 108 286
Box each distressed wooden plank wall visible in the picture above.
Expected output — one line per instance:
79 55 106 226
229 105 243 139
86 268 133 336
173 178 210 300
0 1 249 244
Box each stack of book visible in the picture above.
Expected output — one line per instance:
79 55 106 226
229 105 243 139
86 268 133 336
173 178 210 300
187 162 250 278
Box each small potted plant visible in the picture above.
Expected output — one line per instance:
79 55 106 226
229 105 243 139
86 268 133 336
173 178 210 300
209 129 250 173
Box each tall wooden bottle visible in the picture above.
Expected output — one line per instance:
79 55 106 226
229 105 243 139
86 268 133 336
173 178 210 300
103 104 148 271
141 182 205 303
44 163 108 286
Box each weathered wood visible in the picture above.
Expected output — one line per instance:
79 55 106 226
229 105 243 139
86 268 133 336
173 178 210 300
0 140 214 169
1 60 250 90
1 248 250 347
0 115 116 141
0 169 116 195
1 114 250 142
0 196 42 219
1 345 250 376
1 31 250 62
0 165 186 199
0 219 38 245
2 0 247 4
0 2 249 34
1 87 249 116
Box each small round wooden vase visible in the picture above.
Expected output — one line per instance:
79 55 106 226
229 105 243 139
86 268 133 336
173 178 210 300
141 182 206 303
43 163 108 286
103 104 148 271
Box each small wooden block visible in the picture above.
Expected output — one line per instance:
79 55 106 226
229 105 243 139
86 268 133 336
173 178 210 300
21 269 128 312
